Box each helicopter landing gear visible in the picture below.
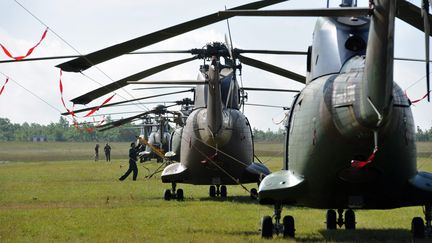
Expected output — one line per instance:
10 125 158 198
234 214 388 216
411 204 432 238
250 188 258 199
164 182 184 201
260 203 295 238
326 209 356 230
209 185 227 198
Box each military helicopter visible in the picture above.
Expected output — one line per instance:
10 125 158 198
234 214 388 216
218 0 432 238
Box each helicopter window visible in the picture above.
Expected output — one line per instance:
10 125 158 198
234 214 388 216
345 34 366 52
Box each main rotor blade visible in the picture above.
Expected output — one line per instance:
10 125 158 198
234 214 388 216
133 86 195 90
62 89 193 115
0 50 192 64
422 0 431 101
237 54 306 83
56 0 287 72
235 49 307 55
245 103 290 110
241 87 300 92
218 7 371 18
396 0 432 36
98 111 151 130
128 80 207 85
71 56 197 104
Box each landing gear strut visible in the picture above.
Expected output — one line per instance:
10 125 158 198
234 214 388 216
412 204 432 238
209 185 227 198
326 209 356 230
164 182 184 201
260 203 295 238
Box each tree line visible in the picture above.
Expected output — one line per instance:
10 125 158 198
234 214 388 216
0 117 287 143
3 117 432 143
0 117 138 142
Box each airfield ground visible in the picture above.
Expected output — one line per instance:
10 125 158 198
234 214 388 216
1 142 432 242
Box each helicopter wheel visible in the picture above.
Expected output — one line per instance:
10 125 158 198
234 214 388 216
220 185 227 198
176 188 184 201
411 217 425 238
344 209 356 230
261 215 273 238
282 215 295 238
250 188 258 199
326 209 337 230
163 189 171 201
209 186 216 197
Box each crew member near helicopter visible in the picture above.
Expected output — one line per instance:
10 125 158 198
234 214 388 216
119 142 140 181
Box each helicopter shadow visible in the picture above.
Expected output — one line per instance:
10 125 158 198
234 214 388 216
198 195 259 204
293 228 418 243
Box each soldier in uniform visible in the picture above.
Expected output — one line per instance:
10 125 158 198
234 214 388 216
119 142 139 181
104 143 111 162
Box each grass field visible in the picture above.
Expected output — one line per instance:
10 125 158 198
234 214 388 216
1 142 432 242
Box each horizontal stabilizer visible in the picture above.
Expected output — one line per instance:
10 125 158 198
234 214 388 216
409 171 432 192
161 162 188 183
258 170 305 205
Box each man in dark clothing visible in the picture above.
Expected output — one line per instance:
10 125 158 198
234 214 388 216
94 144 99 161
119 142 139 181
104 143 111 162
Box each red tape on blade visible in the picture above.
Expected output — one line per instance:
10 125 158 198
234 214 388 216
351 147 378 168
1 28 48 61
84 94 115 117
0 77 9 96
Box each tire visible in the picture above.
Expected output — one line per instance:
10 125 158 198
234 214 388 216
345 209 356 230
326 209 337 230
411 217 425 238
164 189 171 201
220 185 227 198
176 189 184 201
250 188 258 199
261 215 273 238
283 215 295 238
209 186 216 197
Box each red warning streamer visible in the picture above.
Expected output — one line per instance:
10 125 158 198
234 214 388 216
0 77 9 96
59 70 75 117
59 70 112 133
84 94 115 117
1 28 48 61
351 147 378 168
410 90 431 104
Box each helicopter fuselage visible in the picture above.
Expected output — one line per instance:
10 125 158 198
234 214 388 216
259 0 432 209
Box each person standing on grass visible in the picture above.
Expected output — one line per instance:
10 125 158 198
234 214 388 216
119 142 139 181
104 143 111 162
94 144 99 161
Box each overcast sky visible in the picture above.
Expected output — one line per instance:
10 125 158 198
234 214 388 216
0 0 431 131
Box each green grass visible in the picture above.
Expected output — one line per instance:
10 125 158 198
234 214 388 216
1 142 432 242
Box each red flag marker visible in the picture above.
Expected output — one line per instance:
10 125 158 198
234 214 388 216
0 77 9 96
1 28 48 61
351 147 378 168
